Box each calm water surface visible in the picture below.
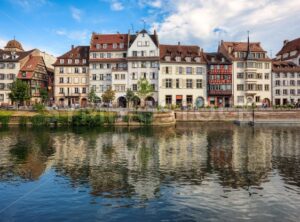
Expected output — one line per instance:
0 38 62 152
0 123 300 222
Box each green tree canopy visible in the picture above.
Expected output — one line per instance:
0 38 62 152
125 88 135 108
39 88 48 104
8 79 31 105
88 88 100 104
137 78 153 100
101 87 116 103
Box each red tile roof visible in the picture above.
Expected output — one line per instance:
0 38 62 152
18 56 45 79
272 60 300 72
222 41 266 52
90 33 128 51
276 38 300 56
159 44 204 63
204 52 231 64
54 46 89 66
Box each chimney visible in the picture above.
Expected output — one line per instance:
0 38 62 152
178 41 181 45
71 45 74 50
283 40 289 45
154 29 157 36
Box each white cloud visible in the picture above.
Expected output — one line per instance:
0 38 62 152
151 0 300 54
55 29 88 42
138 0 162 8
0 38 7 49
70 6 83 22
9 0 48 11
111 0 124 11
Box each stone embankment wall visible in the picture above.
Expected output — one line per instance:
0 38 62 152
175 110 300 122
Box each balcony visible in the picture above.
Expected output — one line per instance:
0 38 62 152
208 90 232 95
112 67 128 72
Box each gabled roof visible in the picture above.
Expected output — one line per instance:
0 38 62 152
54 46 89 66
272 60 300 73
222 41 266 53
0 49 35 62
129 30 159 47
18 56 46 79
204 52 231 64
90 33 128 51
159 44 202 62
276 38 300 56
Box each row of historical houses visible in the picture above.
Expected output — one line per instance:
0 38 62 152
1 31 300 107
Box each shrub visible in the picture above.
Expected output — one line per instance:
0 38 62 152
31 115 49 126
0 115 10 127
19 116 28 126
33 103 46 113
137 112 153 125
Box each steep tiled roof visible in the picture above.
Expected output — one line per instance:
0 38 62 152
222 41 266 52
276 38 300 56
90 33 128 51
18 56 45 79
54 46 89 66
159 44 204 63
0 49 35 62
204 52 231 64
129 30 159 47
272 60 300 72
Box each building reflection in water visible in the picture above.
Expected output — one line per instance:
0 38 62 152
0 124 299 199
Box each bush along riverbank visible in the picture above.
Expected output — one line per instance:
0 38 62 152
0 110 168 128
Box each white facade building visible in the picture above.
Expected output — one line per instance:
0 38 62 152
272 61 300 105
158 44 207 107
219 41 272 106
127 30 160 106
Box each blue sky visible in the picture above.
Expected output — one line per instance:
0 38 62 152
0 0 299 57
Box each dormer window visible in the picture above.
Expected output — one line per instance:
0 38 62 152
221 58 225 62
185 57 191 62
211 57 215 62
22 71 26 77
165 56 171 62
59 59 64 64
68 59 72 64
137 41 142 47
103 44 107 49
120 43 124 49
113 43 117 49
96 44 101 49
195 57 200 62
175 56 181 62
82 59 86 64
75 59 79 64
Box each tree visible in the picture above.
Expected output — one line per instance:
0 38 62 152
8 79 31 107
39 88 48 105
125 89 135 108
101 87 116 105
137 78 153 107
88 88 100 106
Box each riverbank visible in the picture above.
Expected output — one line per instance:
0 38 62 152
1 109 300 127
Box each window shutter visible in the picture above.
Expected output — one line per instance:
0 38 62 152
176 67 179 74
192 67 195 75
169 67 173 74
182 79 186 88
193 79 196 88
162 79 166 88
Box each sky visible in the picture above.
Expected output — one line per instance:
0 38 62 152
0 0 299 57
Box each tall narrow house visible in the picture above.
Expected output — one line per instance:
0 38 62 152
127 30 160 107
89 33 128 107
53 46 89 107
219 39 272 106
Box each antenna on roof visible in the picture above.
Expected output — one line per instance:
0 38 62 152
131 24 134 33
141 19 146 30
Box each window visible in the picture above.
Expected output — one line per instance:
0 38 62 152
166 79 172 88
113 43 117 49
186 79 193 88
115 74 119 80
290 73 295 78
178 67 183 74
166 95 172 105
120 43 124 49
256 84 263 91
297 80 300 86
264 63 270 69
60 59 64 64
103 44 107 49
237 73 244 79
237 62 244 68
82 88 86 94
75 67 79 73
237 84 244 91
68 59 72 64
224 65 228 70
141 62 147 68
132 51 138 57
186 67 192 74
59 88 64 94
275 80 280 86
256 73 262 79
186 95 193 104
92 64 97 69
82 67 87 73
75 88 79 94
142 73 147 78
0 94 4 101
121 74 126 80
264 73 269 79
255 96 260 103
132 84 137 91
176 79 180 88
107 53 111 58
151 72 156 79
264 84 269 91
298 89 300 95
100 74 104 80
196 67 203 75
59 77 64 83
0 84 4 89
196 79 202 88
290 80 295 86
132 73 137 80
141 51 146 56
92 74 97 80
59 67 64 73
283 89 288 95
75 59 79 64
151 84 155 91
8 74 15 80
275 89 280 95
0 74 4 80
137 41 142 47
166 66 170 74
290 89 295 95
